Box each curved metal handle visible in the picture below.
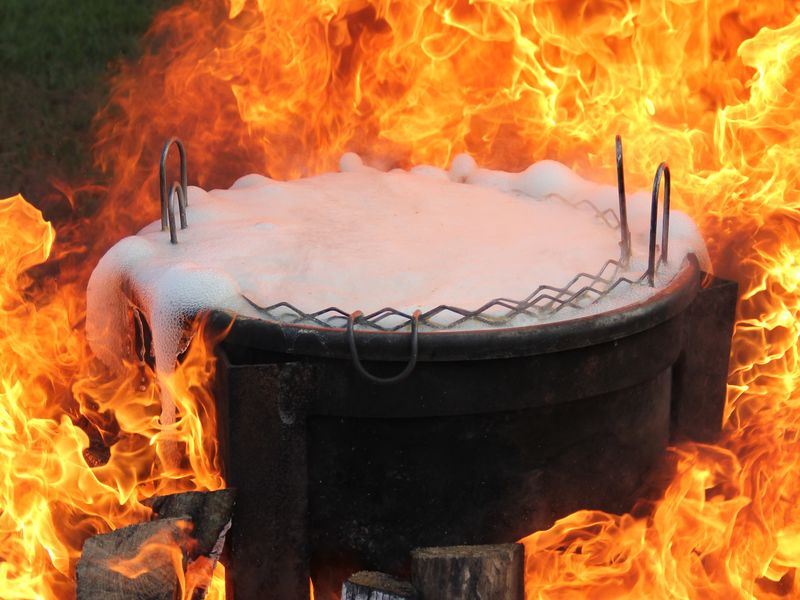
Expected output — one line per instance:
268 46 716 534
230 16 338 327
615 135 632 266
646 162 671 286
167 181 188 244
160 137 188 231
347 310 420 384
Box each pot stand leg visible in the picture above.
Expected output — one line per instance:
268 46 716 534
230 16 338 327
671 274 738 443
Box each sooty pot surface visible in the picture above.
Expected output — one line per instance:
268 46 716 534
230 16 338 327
209 261 737 599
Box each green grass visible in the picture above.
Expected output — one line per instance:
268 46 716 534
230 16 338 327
0 0 176 206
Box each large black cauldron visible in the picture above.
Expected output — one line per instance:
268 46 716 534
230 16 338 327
208 258 736 600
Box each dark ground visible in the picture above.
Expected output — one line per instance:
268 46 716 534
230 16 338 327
0 0 176 211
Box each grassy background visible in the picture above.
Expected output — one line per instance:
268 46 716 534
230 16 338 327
0 0 176 207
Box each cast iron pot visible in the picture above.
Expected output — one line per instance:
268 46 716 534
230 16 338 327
203 256 736 600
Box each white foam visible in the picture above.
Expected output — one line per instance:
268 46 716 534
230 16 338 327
87 235 157 369
339 152 364 172
230 173 274 190
86 154 709 421
449 153 477 182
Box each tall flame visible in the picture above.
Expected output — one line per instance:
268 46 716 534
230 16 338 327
2 0 800 597
0 193 224 597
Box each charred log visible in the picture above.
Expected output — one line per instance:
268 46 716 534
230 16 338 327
410 544 524 600
146 489 236 599
77 490 236 600
341 571 418 600
76 517 191 600
145 488 236 558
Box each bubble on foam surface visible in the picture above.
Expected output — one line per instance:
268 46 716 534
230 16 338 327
230 174 274 190
339 152 364 172
512 159 593 200
86 151 709 418
449 153 477 182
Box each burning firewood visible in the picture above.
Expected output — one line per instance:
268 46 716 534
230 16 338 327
410 544 524 600
76 517 192 600
146 489 236 599
77 490 235 600
144 489 236 559
341 571 418 600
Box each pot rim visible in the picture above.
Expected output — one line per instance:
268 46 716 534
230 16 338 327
210 255 702 362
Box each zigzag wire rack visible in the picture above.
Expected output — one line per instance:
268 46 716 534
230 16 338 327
159 135 672 335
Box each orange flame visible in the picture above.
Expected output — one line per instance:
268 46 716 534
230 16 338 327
90 0 800 597
0 194 223 597
105 519 192 593
3 0 800 598
105 519 221 599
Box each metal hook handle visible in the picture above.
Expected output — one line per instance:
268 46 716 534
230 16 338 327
347 310 420 384
167 181 188 244
615 135 632 266
646 162 671 286
160 138 188 231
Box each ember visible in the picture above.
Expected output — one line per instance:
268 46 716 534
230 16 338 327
1 1 800 599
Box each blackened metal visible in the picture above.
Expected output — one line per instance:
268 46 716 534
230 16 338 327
215 361 312 600
219 353 674 598
166 182 187 244
160 138 188 231
647 162 671 286
670 275 738 443
309 381 668 595
308 317 683 419
131 305 156 372
175 182 188 230
166 182 188 244
212 259 700 363
544 192 621 229
615 135 632 266
132 307 147 366
659 165 671 266
206 262 740 599
347 310 421 384
241 257 644 336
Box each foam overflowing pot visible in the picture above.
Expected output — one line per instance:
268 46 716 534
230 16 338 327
86 153 708 422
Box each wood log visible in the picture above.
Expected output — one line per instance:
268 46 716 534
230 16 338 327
146 489 236 599
145 488 236 558
76 517 191 600
342 571 419 600
410 543 524 600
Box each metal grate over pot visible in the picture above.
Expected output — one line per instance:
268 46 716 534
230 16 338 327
159 136 679 385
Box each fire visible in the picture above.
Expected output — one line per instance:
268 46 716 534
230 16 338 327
105 520 191 586
0 194 224 597
2 0 800 598
102 519 221 599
